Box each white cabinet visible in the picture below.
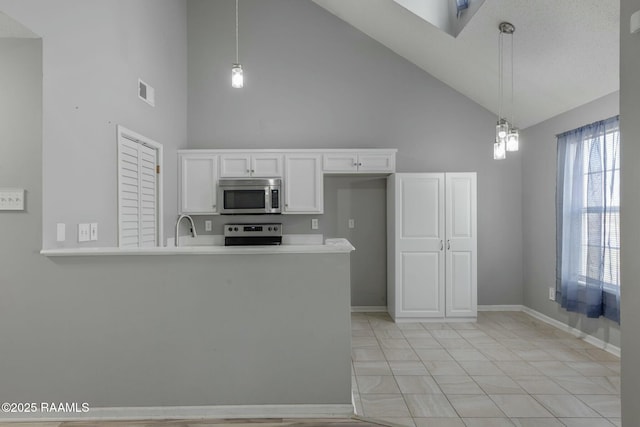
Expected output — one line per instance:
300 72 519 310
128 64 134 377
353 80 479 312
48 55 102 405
323 151 395 174
179 153 218 214
387 173 477 321
283 154 323 214
220 153 283 178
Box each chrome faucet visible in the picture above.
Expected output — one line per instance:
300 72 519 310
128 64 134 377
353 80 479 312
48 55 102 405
175 214 197 247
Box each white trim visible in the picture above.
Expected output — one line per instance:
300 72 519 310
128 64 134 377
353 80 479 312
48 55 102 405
477 305 620 358
117 125 163 247
351 306 388 313
478 304 525 312
393 317 476 323
0 404 354 422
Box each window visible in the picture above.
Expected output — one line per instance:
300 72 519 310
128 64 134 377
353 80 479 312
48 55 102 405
117 126 163 248
556 116 620 323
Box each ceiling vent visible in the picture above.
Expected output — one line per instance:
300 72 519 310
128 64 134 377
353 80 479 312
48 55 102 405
138 78 155 107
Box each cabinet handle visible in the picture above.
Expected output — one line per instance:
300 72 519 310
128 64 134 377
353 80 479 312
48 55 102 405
246 169 250 173
353 163 358 167
358 162 363 166
447 240 450 250
440 240 443 251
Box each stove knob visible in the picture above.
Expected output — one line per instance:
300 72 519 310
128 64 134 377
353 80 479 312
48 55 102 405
274 226 279 231
234 227 239 231
268 227 272 231
228 227 233 232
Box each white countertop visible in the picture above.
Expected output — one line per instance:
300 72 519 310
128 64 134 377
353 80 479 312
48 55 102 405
40 238 355 257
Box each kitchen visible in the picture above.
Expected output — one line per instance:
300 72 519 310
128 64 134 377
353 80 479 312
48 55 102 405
0 0 635 424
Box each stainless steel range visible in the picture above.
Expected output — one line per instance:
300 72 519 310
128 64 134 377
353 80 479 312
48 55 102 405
224 223 283 246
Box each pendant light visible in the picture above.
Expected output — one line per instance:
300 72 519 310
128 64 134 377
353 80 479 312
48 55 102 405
494 22 518 159
231 0 243 89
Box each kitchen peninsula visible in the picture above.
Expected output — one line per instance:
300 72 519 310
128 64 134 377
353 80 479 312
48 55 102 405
38 240 354 418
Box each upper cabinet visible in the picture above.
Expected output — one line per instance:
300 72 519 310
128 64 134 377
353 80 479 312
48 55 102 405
220 153 283 178
283 154 323 214
179 153 218 214
323 150 396 174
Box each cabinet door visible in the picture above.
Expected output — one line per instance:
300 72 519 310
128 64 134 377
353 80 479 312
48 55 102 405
252 154 283 177
445 173 477 318
358 153 396 173
322 153 358 173
180 154 218 214
394 174 445 318
220 154 251 177
284 154 323 213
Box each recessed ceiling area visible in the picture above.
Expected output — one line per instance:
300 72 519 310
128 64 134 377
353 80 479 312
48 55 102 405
393 0 486 37
312 0 620 129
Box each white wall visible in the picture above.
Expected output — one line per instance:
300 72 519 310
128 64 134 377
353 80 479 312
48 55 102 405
0 0 188 248
620 0 640 423
520 92 620 347
187 0 524 306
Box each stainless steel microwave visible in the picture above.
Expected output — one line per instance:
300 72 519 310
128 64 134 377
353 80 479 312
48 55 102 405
217 178 282 214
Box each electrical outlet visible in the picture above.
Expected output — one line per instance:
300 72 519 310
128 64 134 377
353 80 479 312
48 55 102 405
78 223 90 242
311 218 319 230
205 220 212 232
56 223 65 242
90 223 98 241
348 219 355 229
549 287 556 301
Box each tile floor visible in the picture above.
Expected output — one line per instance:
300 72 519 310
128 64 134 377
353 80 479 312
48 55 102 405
351 311 621 427
0 419 389 427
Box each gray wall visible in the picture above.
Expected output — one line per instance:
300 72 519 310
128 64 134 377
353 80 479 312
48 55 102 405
0 0 188 248
187 0 524 306
520 92 620 347
620 0 640 422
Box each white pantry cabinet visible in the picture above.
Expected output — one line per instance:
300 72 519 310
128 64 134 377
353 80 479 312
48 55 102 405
219 153 283 178
179 153 218 214
387 173 477 321
323 150 396 174
283 154 323 214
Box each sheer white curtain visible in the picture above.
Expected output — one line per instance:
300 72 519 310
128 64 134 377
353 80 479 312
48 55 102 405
556 116 620 323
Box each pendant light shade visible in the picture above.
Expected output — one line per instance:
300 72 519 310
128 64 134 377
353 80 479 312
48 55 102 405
232 0 243 89
493 140 506 160
506 128 519 151
493 22 519 159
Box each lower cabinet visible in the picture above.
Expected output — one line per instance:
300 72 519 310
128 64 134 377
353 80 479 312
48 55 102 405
387 173 477 321
283 154 323 213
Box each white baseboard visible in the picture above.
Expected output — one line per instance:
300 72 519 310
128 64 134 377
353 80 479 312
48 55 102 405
478 305 620 358
351 306 388 312
0 404 354 422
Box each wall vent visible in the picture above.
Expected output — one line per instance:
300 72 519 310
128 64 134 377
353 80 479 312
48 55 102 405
138 78 155 107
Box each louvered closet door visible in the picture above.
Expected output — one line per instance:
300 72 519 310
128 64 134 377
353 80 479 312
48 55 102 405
119 138 158 247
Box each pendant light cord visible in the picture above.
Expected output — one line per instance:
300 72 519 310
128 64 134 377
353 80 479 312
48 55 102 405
235 0 239 64
498 30 503 121
510 33 515 127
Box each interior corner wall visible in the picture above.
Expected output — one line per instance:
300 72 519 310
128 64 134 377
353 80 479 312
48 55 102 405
187 0 524 307
0 0 188 248
520 91 620 347
620 0 640 423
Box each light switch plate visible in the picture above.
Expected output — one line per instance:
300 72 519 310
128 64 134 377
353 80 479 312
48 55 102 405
56 223 66 242
311 218 319 230
78 223 90 242
205 220 212 232
549 287 555 301
348 219 355 229
0 189 25 211
90 223 98 241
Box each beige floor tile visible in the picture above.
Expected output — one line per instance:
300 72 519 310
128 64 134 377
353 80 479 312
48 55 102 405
388 361 429 376
414 349 453 362
447 349 488 362
577 394 621 418
589 376 620 394
413 418 465 427
528 361 581 377
357 375 402 394
401 330 435 338
493 361 542 376
565 362 617 377
545 348 590 362
379 339 412 350
396 322 426 330
447 394 505 417
403 394 457 417
406 337 442 349
382 348 421 361
512 376 568 394
478 347 522 361
353 329 377 337
353 348 387 362
510 418 565 427
422 361 466 376
584 349 620 362
512 349 555 361
557 418 615 427
374 330 406 339
532 394 600 418
608 418 622 427
489 394 554 418
553 376 613 394
458 361 504 376
601 362 620 374
472 375 524 394
394 375 442 394
360 394 411 418
354 361 393 376
370 417 415 427
353 337 381 348
433 375 484 395
435 339 475 350
429 330 461 339
460 418 515 427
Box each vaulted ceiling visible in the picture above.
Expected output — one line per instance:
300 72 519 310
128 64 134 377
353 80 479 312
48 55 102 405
312 0 620 129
